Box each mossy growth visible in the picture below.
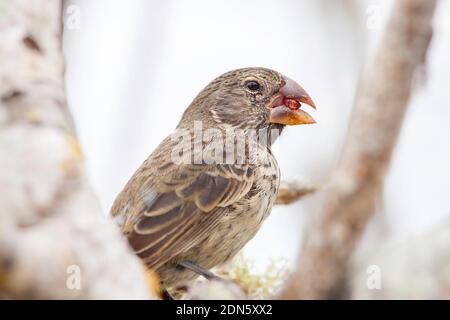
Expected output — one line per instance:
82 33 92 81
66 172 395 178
216 253 289 299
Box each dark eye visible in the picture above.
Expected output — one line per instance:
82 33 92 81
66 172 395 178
245 80 260 92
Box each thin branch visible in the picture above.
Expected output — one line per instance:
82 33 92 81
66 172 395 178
279 0 437 299
275 179 316 205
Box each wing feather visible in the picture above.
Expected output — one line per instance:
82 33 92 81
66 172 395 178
126 164 254 269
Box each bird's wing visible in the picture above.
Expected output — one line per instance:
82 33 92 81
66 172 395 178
127 161 255 269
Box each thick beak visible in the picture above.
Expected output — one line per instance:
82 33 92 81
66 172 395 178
267 76 316 125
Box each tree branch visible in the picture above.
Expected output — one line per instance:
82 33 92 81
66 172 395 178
0 0 153 299
275 179 316 205
279 0 437 299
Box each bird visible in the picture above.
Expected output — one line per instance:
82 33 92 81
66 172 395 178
111 67 316 290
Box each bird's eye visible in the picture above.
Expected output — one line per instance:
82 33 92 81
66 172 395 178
245 80 260 92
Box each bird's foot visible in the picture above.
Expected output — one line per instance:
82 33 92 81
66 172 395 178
161 288 175 300
176 261 223 281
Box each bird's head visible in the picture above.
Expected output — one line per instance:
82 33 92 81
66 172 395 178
178 67 316 132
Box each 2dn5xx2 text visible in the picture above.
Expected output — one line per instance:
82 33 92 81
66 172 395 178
220 304 272 315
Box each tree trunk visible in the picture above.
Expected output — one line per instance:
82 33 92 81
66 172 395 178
0 0 152 299
279 0 437 299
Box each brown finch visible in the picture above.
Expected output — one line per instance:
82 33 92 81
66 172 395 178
111 67 316 288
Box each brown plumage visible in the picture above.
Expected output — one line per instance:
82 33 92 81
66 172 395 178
111 67 316 287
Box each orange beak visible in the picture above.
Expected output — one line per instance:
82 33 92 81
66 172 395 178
266 76 316 125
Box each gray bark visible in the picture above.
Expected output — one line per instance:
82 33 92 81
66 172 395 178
279 0 437 299
0 0 152 299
